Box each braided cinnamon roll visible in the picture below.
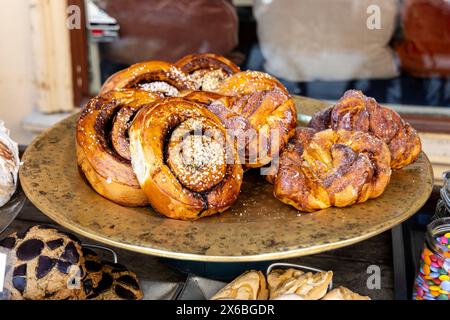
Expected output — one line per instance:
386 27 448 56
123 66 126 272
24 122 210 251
274 128 392 212
100 61 196 96
309 90 422 169
183 89 297 168
76 89 159 206
129 98 243 220
175 53 240 92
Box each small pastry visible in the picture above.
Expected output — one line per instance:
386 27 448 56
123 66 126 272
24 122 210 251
84 261 143 300
129 98 243 220
0 121 20 207
309 90 422 169
0 226 86 300
273 128 392 212
76 89 159 206
100 60 196 96
175 53 240 91
267 268 305 294
184 88 297 168
268 268 333 300
321 286 371 300
211 270 269 300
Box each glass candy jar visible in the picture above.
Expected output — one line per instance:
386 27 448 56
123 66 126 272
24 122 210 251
413 217 450 300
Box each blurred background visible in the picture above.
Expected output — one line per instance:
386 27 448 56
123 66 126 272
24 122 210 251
0 0 449 183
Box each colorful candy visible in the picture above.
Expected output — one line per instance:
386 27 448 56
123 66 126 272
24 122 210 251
413 231 450 300
441 281 450 291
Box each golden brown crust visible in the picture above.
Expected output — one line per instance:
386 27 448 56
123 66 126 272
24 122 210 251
76 89 159 206
273 128 392 212
174 53 240 76
129 98 243 220
100 60 196 95
183 89 297 168
215 70 289 97
265 127 316 184
175 53 239 92
309 90 422 169
100 54 239 96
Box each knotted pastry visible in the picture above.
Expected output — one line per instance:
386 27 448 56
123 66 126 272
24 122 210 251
100 60 196 96
321 287 370 300
214 70 289 97
268 268 333 300
76 89 159 206
0 121 20 207
273 128 392 212
175 53 240 91
183 89 297 168
211 271 269 300
129 98 243 220
309 90 421 169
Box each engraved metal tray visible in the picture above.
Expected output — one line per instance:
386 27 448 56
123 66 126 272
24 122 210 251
19 96 433 262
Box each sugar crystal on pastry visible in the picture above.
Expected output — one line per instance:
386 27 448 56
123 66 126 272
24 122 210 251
138 81 179 97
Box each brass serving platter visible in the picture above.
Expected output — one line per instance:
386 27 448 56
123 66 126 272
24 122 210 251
20 96 433 262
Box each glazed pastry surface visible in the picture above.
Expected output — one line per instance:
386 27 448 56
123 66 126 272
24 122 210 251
129 98 243 220
309 90 421 169
273 128 392 212
76 89 159 206
183 89 297 168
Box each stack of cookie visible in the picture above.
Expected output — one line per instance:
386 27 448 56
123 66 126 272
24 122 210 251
211 268 370 301
0 226 143 300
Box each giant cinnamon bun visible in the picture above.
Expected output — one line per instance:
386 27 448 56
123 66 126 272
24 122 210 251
76 89 159 206
129 98 243 220
309 90 422 169
273 128 392 212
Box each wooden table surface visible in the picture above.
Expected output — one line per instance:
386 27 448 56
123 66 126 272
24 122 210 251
1 198 395 300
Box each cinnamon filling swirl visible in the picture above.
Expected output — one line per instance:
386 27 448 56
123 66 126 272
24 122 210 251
190 69 228 91
166 118 227 192
129 98 243 220
76 89 160 206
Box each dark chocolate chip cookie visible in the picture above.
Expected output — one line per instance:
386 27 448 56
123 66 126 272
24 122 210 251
85 260 143 300
0 225 86 300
